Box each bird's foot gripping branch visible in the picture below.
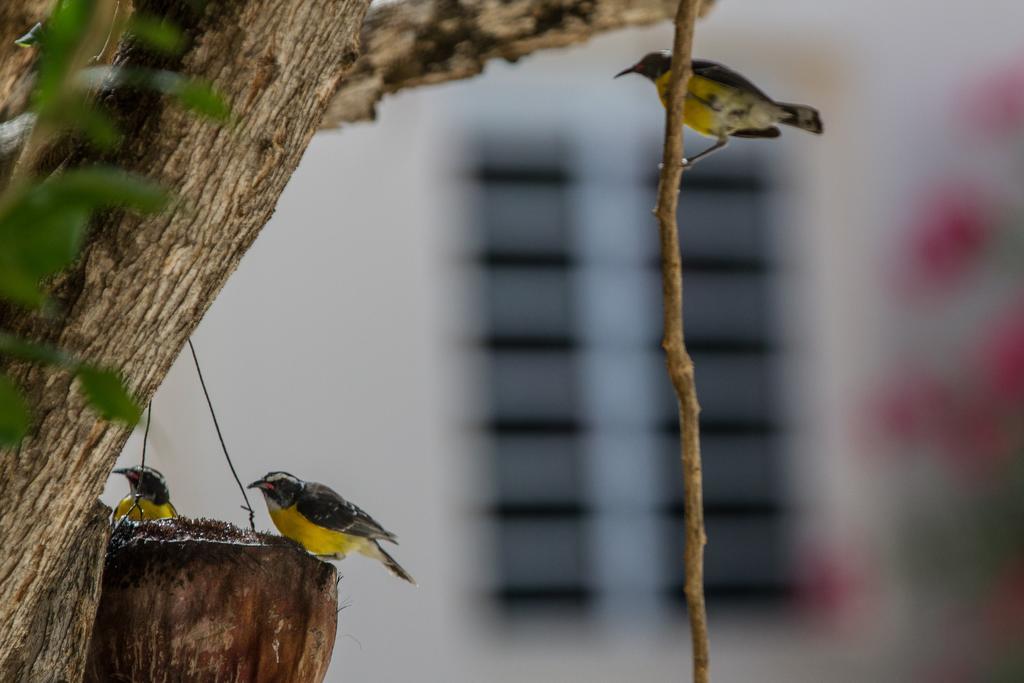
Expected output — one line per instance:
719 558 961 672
85 517 338 683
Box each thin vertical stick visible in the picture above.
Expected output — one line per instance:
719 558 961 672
653 1 708 681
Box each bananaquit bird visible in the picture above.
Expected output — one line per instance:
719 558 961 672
113 466 178 520
249 472 416 585
615 51 823 168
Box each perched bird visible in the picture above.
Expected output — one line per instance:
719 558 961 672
112 466 178 520
248 472 416 585
615 51 823 168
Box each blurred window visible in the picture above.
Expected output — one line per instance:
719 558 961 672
470 135 790 619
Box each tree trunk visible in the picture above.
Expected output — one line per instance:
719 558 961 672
85 519 337 683
0 501 109 683
0 0 370 676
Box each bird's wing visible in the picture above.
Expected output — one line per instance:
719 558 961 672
691 59 772 101
297 483 398 542
731 126 781 139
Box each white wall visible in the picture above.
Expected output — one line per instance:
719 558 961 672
102 2 1024 680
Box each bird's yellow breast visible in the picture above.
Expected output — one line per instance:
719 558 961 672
655 71 759 138
113 496 177 520
269 505 368 558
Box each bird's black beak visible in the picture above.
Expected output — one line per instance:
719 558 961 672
247 479 265 490
614 64 638 79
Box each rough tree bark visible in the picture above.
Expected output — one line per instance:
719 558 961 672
0 0 370 676
0 0 712 133
0 0 715 677
321 0 703 127
2 502 109 683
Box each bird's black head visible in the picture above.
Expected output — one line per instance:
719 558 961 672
114 466 171 505
615 50 672 82
248 471 304 509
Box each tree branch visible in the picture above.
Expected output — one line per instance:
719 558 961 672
652 0 708 681
321 0 715 128
0 0 715 137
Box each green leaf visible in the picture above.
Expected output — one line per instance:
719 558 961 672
42 167 169 213
0 374 30 446
77 366 141 423
15 22 44 48
170 79 231 122
0 167 168 307
79 67 232 122
49 100 122 150
34 0 93 109
0 333 73 367
126 15 185 55
0 200 89 305
0 263 47 308
5 203 89 273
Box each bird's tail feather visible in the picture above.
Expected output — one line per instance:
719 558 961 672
776 102 823 134
372 541 417 585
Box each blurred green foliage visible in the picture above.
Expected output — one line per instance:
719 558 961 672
0 0 229 446
0 375 31 444
77 366 141 422
81 66 231 122
125 15 185 56
0 168 168 306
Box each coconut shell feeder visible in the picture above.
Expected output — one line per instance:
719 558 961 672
85 517 337 683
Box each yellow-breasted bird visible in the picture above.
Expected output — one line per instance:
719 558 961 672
615 51 823 168
113 466 178 520
249 472 416 585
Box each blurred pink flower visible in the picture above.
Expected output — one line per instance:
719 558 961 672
794 541 868 626
870 369 954 442
904 185 991 291
962 56 1024 135
978 299 1024 404
870 369 1012 481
